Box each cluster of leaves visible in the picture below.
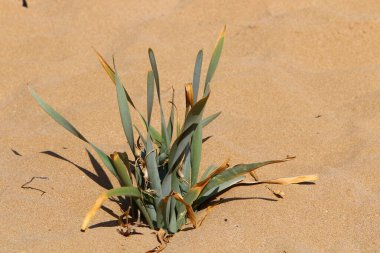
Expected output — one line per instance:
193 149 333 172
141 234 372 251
29 27 317 236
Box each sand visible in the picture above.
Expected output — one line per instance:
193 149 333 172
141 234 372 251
1 0 379 252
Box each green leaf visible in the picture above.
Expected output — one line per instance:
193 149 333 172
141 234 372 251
182 94 210 134
134 125 147 147
183 146 191 189
200 164 218 181
29 87 87 142
29 86 119 179
95 50 136 108
168 175 180 233
190 125 202 186
148 48 170 151
145 205 157 227
147 71 154 125
148 48 161 103
192 50 203 103
167 94 210 172
145 131 163 201
166 88 175 142
204 26 226 97
176 160 230 224
156 201 165 229
111 152 133 187
111 153 154 228
201 157 294 196
115 67 135 155
201 111 221 128
149 125 163 145
195 176 245 207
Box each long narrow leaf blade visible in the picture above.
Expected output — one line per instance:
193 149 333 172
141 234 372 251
148 48 161 103
204 26 226 96
200 164 218 181
201 157 295 195
166 88 175 142
195 176 245 207
29 87 87 142
111 152 133 186
171 192 197 228
111 152 155 228
147 71 154 125
148 48 170 150
89 143 119 179
168 176 180 233
192 50 203 103
252 174 318 185
94 49 116 84
167 94 210 172
183 147 192 190
176 160 230 223
145 132 163 200
201 111 221 128
190 125 202 186
95 51 136 108
115 68 135 155
29 86 119 178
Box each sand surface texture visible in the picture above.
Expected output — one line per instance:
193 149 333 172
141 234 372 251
1 0 379 252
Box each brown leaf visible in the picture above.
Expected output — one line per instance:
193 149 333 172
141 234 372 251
185 83 194 108
146 229 173 253
81 193 108 231
261 174 318 185
171 192 197 228
94 49 115 84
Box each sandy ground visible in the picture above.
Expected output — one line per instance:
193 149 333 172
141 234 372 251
1 0 380 252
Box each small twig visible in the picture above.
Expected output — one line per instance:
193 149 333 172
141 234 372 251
265 185 285 199
21 177 48 195
147 229 173 253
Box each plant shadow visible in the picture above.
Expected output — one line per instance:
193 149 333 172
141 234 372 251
11 149 22 156
88 220 119 229
198 196 278 212
40 149 113 190
40 149 138 229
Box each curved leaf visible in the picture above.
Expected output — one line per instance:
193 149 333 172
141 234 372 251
81 186 142 231
167 94 210 172
200 164 218 181
95 50 136 108
195 176 245 207
148 48 170 150
176 160 230 224
111 152 133 187
201 111 221 128
201 157 295 195
29 87 118 179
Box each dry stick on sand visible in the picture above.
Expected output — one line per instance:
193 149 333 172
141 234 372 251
21 177 48 195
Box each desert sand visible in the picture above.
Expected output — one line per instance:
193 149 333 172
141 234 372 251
1 0 379 252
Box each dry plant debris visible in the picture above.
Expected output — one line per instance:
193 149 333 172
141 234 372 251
21 176 48 195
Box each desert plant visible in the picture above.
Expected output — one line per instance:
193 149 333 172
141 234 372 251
29 27 317 238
